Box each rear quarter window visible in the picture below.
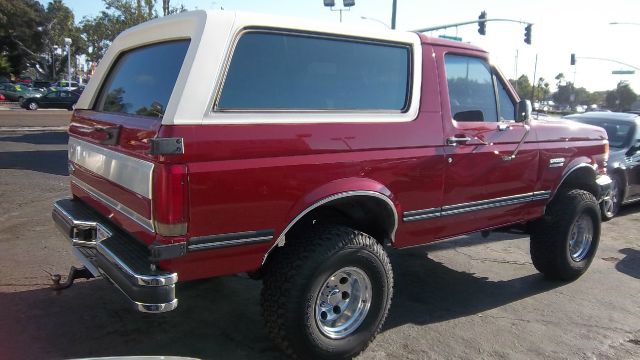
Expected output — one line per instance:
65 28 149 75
217 31 410 111
94 40 190 118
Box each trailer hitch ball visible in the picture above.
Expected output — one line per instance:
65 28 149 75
50 266 95 290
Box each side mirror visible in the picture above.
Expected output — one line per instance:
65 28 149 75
627 139 640 156
516 100 532 122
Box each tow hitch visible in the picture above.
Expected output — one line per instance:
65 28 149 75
50 265 95 290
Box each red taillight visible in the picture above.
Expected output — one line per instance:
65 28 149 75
152 164 188 236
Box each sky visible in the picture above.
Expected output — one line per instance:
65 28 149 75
38 0 640 93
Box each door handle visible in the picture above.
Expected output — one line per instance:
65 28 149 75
446 136 472 145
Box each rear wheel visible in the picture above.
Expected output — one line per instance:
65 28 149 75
530 189 600 281
27 101 38 110
601 174 622 220
261 225 393 359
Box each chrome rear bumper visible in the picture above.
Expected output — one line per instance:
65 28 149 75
52 198 178 313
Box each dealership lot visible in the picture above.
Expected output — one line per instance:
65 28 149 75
0 111 638 359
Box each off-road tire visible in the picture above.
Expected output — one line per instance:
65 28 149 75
261 225 393 359
530 189 600 281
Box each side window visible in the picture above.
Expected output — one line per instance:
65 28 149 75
496 78 515 120
444 54 497 122
95 40 190 118
217 32 410 111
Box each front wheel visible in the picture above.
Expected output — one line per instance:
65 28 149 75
530 189 601 281
261 226 393 359
27 101 38 110
601 174 622 220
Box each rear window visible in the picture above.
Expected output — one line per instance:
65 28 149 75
95 40 190 118
217 32 410 111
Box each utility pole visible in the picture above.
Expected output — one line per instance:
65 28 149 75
531 54 538 101
514 50 519 93
391 0 397 29
64 38 72 90
52 46 58 80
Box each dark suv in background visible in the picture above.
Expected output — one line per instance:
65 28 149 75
566 112 640 219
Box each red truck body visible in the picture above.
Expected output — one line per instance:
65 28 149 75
66 33 607 281
53 11 610 358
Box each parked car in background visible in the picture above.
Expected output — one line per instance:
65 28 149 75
565 112 640 219
31 80 52 92
52 80 80 90
0 83 43 102
21 90 80 110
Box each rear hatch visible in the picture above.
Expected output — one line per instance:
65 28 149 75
68 40 191 245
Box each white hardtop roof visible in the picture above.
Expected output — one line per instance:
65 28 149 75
77 10 422 125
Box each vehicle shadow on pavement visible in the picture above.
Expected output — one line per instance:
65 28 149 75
0 277 281 360
0 244 561 360
617 202 640 218
0 131 68 145
0 150 68 176
383 247 561 331
616 248 640 279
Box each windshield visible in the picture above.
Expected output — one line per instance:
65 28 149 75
578 119 634 148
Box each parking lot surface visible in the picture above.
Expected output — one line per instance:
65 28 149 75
0 112 638 359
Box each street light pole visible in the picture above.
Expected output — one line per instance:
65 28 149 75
64 38 72 90
361 16 390 28
52 46 59 80
391 0 397 29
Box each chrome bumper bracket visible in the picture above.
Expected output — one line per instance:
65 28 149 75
52 198 178 313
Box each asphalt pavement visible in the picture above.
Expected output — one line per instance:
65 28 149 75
0 110 638 360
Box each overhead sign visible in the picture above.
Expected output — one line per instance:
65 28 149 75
439 35 462 42
612 70 636 75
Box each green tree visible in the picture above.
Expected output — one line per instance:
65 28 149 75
605 90 618 109
43 0 86 80
0 54 11 77
553 82 574 106
0 0 46 78
615 81 637 111
603 82 637 111
509 75 532 100
554 72 565 88
532 77 550 102
81 0 185 63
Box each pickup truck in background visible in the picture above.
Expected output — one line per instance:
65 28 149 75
51 11 611 359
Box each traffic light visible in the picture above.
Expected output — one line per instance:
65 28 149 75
323 0 335 6
478 11 487 35
570 53 576 65
524 24 532 44
343 0 355 7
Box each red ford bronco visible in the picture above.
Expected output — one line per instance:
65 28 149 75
52 10 612 359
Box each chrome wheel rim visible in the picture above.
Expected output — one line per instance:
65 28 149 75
28 102 37 110
568 213 594 261
602 179 619 217
314 266 372 339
